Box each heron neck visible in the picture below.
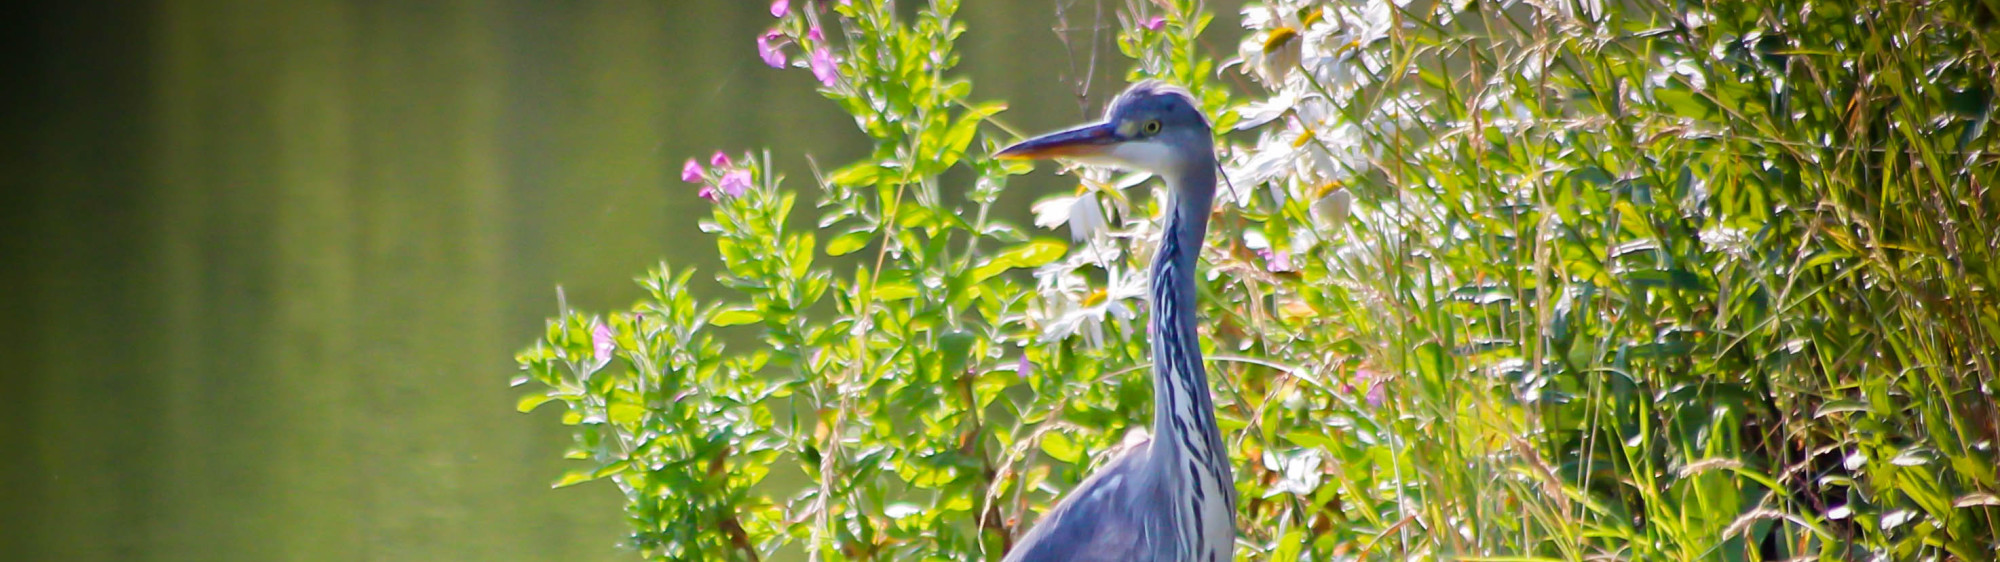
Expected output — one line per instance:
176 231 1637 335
1148 163 1220 470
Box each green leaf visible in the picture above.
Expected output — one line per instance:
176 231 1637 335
591 460 631 479
1272 528 1305 561
608 402 645 426
1285 430 1337 451
936 102 1006 170
897 202 939 230
826 229 873 256
1040 431 1082 464
873 281 919 301
1815 400 1871 418
516 393 556 413
551 467 598 488
1655 89 1717 121
790 233 816 278
971 238 1068 282
712 307 764 326
939 330 976 376
829 161 883 186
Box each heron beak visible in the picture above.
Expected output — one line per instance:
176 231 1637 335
996 122 1121 161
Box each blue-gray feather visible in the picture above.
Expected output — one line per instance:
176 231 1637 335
1002 439 1169 562
1000 81 1235 562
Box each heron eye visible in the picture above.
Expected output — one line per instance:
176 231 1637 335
1142 120 1162 135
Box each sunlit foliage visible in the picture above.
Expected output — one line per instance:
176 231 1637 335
516 0 2000 560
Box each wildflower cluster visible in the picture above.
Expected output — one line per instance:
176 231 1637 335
757 0 842 87
520 0 2000 560
1219 0 2000 559
680 150 752 201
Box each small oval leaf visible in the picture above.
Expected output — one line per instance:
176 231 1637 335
516 393 557 413
712 307 764 326
1041 431 1082 464
826 229 873 256
551 468 597 488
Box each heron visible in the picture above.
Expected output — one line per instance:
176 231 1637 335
994 81 1236 562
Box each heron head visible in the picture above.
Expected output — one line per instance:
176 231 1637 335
997 81 1213 179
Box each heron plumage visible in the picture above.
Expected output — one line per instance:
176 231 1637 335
996 81 1235 562
1001 438 1171 562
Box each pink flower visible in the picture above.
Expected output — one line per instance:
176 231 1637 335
709 150 732 168
770 0 789 17
1016 354 1035 379
591 321 616 367
1142 16 1166 31
1353 367 1386 409
1256 248 1295 272
698 185 718 201
719 169 752 197
756 29 788 68
681 158 703 182
807 25 824 42
809 47 838 86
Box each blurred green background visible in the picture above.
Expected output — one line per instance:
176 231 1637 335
0 1 1245 559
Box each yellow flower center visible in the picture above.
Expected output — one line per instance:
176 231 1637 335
1291 126 1317 148
1263 27 1298 54
1299 7 1323 28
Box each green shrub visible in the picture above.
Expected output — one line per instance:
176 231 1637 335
516 0 1999 560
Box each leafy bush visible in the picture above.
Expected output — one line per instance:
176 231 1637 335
515 0 2000 560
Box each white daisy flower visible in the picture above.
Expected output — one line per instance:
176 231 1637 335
1034 266 1148 347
